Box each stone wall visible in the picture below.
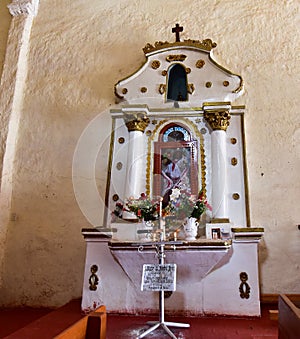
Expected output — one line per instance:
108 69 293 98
0 0 299 307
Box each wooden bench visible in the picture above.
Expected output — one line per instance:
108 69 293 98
278 294 300 339
54 305 106 339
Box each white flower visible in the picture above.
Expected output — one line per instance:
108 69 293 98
170 188 181 201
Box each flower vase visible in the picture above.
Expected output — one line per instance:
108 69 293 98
183 217 199 241
137 219 153 241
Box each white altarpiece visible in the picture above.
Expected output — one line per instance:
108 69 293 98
80 28 264 317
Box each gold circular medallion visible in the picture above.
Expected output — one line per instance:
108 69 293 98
232 193 240 200
231 157 238 166
112 194 119 202
196 59 205 68
151 60 160 69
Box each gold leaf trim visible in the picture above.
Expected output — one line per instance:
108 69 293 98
143 39 217 54
231 227 264 233
166 54 187 62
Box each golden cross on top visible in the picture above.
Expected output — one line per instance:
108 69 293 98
172 23 183 42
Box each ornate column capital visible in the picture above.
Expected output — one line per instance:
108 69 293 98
123 112 150 132
8 0 39 17
204 110 231 131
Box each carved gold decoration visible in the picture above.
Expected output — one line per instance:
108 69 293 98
186 67 191 74
231 137 237 144
122 88 128 94
223 80 229 87
118 137 125 144
143 39 217 54
239 272 250 299
112 194 119 201
146 130 152 137
205 82 212 88
152 119 158 125
116 162 123 170
200 127 207 134
187 84 195 94
161 70 167 76
89 265 99 291
159 84 166 94
204 110 231 131
232 193 240 200
151 60 161 69
231 157 238 166
124 112 150 132
166 54 187 62
196 59 205 68
141 87 147 93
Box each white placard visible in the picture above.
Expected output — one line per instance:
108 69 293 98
141 264 177 291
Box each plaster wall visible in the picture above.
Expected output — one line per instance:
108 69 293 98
0 0 299 307
0 0 11 77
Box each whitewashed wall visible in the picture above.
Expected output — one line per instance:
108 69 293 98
0 0 299 307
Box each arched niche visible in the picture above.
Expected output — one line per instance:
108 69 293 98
167 64 188 101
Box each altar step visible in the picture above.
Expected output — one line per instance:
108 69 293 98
0 299 279 339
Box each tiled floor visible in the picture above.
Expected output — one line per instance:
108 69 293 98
0 300 278 339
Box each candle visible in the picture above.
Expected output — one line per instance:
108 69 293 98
159 197 163 218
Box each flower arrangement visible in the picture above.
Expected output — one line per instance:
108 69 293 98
126 193 160 221
112 189 211 223
166 188 212 220
112 193 160 221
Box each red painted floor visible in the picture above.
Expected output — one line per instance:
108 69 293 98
106 307 278 339
0 300 278 339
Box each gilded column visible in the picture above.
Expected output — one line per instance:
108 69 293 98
123 112 150 202
204 109 231 220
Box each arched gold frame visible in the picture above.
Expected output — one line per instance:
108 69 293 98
146 117 206 199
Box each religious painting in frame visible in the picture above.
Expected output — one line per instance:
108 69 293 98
153 140 198 202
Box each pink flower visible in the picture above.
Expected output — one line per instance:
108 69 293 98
205 201 212 211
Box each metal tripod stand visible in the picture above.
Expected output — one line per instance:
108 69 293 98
138 235 190 339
